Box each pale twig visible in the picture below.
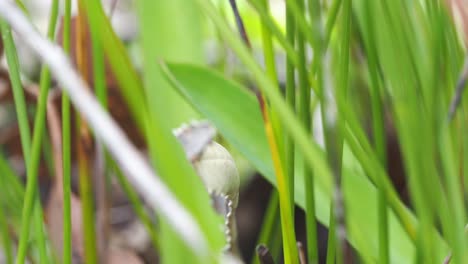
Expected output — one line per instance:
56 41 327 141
0 0 208 256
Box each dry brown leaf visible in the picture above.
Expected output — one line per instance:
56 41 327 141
55 16 145 150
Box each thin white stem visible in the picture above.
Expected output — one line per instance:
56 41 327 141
0 0 208 256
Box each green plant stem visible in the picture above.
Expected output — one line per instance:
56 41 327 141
251 191 280 264
62 0 72 262
258 0 278 87
376 2 443 262
16 68 53 264
87 13 106 107
310 0 341 74
295 0 318 263
2 15 51 264
14 0 59 262
305 0 330 262
258 0 284 158
33 204 48 263
0 196 13 264
324 0 342 48
78 142 98 264
246 0 298 66
439 127 466 264
285 0 296 221
0 155 24 215
331 0 352 262
262 108 299 264
255 3 284 257
0 21 30 155
362 1 389 263
0 26 48 262
85 2 108 261
284 0 315 50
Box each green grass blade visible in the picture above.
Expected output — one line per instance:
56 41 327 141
0 183 14 264
15 0 60 261
246 0 299 66
296 0 318 262
251 191 280 264
0 21 31 157
284 0 296 218
361 1 389 263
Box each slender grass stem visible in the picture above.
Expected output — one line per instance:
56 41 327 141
0 192 13 264
2 1 58 262
62 0 72 262
254 2 288 263
362 1 389 263
295 0 318 262
258 0 284 157
284 0 315 51
84 0 108 260
0 21 30 155
0 25 50 263
78 141 98 264
439 127 466 264
251 191 280 264
258 0 278 86
259 95 299 264
285 0 296 220
15 56 54 264
246 0 299 66
324 0 342 46
331 1 352 262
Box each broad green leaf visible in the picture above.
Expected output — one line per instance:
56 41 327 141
162 62 448 263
